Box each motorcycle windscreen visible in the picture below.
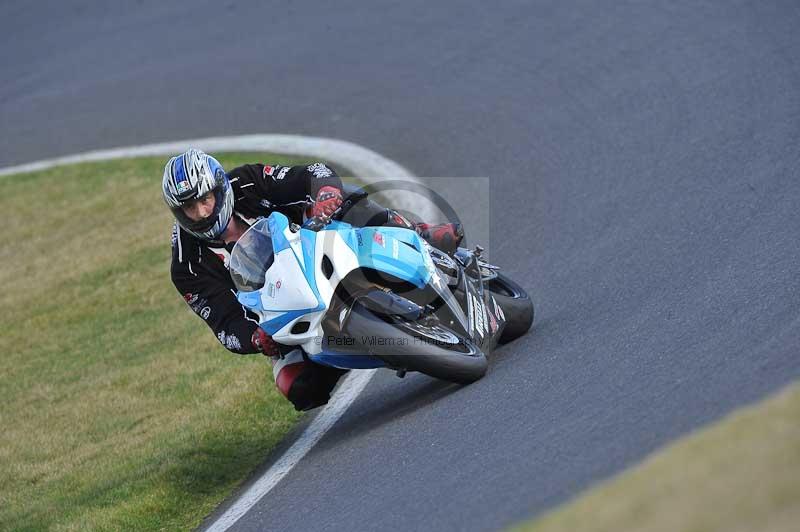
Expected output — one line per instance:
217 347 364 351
230 218 275 292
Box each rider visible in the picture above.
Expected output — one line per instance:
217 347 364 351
163 148 463 411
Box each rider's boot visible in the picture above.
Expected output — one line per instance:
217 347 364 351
386 210 464 255
414 222 464 255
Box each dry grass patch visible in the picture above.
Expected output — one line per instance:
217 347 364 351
513 382 800 532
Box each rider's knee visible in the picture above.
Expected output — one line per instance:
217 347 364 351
272 349 347 411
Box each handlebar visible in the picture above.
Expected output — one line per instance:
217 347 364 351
301 215 329 232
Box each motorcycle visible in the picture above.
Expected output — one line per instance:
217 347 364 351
229 194 533 384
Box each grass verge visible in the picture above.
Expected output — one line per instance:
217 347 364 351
0 153 346 531
513 381 800 532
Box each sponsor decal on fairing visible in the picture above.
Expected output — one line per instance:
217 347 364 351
266 280 282 299
469 293 488 338
491 295 505 321
487 301 499 333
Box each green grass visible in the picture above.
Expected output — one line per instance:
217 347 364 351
513 381 800 532
0 153 345 531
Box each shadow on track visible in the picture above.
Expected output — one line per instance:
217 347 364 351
319 376 462 448
321 314 556 449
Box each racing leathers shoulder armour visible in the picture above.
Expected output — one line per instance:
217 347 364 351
170 162 342 354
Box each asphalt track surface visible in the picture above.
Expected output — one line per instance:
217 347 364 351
3 1 800 530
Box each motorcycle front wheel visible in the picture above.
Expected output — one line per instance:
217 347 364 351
343 301 488 384
484 272 534 344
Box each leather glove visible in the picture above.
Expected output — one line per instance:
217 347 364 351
251 327 280 357
312 186 343 219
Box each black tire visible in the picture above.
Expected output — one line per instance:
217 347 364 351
485 273 534 344
343 302 488 384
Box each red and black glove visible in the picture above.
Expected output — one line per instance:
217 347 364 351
251 327 280 357
312 186 343 219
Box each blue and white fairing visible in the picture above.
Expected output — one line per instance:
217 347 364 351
232 212 440 362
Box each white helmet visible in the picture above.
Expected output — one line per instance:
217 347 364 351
162 149 234 241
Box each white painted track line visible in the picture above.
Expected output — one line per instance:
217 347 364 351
204 369 377 532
